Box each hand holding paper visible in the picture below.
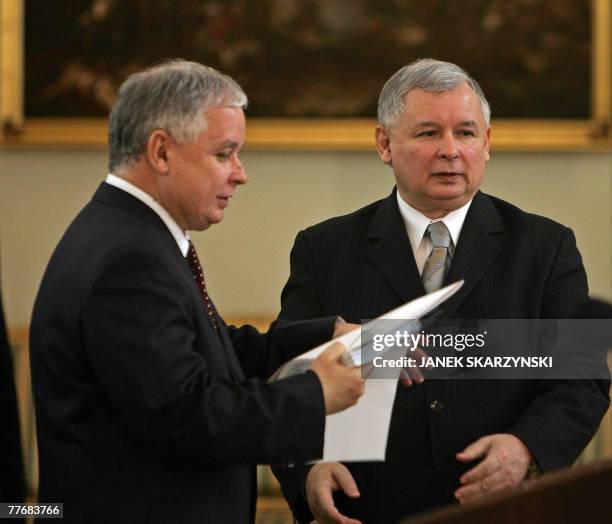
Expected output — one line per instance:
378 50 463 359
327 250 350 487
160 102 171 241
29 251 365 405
272 280 464 462
311 342 365 414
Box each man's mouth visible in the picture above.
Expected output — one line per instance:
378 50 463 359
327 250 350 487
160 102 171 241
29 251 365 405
431 172 464 182
217 195 231 207
432 171 463 177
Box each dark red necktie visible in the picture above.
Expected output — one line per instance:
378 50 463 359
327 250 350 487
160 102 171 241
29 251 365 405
186 241 219 331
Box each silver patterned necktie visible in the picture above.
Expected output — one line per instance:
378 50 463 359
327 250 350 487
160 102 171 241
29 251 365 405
422 221 453 293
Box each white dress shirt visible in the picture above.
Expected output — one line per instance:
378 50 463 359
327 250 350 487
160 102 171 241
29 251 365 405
105 173 190 256
396 191 472 275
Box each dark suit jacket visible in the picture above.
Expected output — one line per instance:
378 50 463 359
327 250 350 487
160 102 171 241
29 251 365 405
0 285 25 504
274 189 610 524
30 183 334 524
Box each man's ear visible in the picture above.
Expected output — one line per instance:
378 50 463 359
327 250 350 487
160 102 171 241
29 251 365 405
146 130 171 174
375 125 393 165
484 125 492 163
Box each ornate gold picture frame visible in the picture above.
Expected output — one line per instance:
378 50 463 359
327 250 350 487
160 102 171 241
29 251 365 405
1 0 610 151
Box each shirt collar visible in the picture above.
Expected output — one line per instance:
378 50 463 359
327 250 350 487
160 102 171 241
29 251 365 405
105 173 190 256
396 190 472 250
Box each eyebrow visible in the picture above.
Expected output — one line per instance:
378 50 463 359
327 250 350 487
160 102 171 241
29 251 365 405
413 120 478 128
218 140 241 149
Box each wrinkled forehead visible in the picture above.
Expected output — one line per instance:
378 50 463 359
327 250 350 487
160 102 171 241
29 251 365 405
401 84 487 126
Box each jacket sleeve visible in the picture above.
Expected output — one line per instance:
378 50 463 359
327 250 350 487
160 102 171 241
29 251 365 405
271 231 326 522
81 243 326 467
509 227 610 470
227 316 337 380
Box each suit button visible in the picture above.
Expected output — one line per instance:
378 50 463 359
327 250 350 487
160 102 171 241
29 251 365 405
430 400 444 412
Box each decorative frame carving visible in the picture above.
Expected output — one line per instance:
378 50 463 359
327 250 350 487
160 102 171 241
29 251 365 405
1 0 610 151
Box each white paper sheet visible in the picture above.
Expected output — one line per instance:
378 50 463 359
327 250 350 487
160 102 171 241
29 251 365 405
272 280 464 462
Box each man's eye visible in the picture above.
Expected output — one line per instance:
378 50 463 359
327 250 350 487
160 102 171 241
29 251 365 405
216 152 230 160
458 130 476 137
417 130 436 138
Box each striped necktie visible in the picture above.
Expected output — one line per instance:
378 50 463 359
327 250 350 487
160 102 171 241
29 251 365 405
422 221 453 293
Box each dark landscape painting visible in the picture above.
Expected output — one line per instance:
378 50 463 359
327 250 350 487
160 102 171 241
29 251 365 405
26 0 592 119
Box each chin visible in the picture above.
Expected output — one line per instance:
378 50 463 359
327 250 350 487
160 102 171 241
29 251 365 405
430 190 467 202
206 212 225 227
191 215 218 231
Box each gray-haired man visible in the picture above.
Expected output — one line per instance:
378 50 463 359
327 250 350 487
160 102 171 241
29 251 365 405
274 59 609 523
30 59 364 523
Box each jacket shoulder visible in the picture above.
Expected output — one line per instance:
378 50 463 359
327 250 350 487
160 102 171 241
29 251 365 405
485 193 570 235
301 197 387 239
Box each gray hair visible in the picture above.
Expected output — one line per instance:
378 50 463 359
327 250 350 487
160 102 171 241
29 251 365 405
377 58 491 128
108 59 247 172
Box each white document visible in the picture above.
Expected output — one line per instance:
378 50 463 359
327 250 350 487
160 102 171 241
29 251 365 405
271 280 464 463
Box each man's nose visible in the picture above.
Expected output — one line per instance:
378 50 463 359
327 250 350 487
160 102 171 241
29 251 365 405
231 157 248 185
438 133 459 160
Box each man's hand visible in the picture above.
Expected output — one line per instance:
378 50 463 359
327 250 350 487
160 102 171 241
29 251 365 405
333 319 359 339
399 346 429 387
332 318 428 388
311 342 365 414
305 462 362 524
454 433 533 503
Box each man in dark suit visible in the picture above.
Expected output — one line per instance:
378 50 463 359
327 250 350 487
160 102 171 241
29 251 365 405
274 59 610 524
0 275 25 505
30 60 364 523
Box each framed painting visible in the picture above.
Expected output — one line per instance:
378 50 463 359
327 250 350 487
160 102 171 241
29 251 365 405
1 0 610 150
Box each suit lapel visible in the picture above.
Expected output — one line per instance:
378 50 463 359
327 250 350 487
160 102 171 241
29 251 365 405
442 192 504 316
94 182 246 381
365 190 504 318
93 182 179 248
366 191 425 304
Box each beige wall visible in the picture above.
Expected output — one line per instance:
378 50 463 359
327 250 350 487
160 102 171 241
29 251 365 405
1 148 611 328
